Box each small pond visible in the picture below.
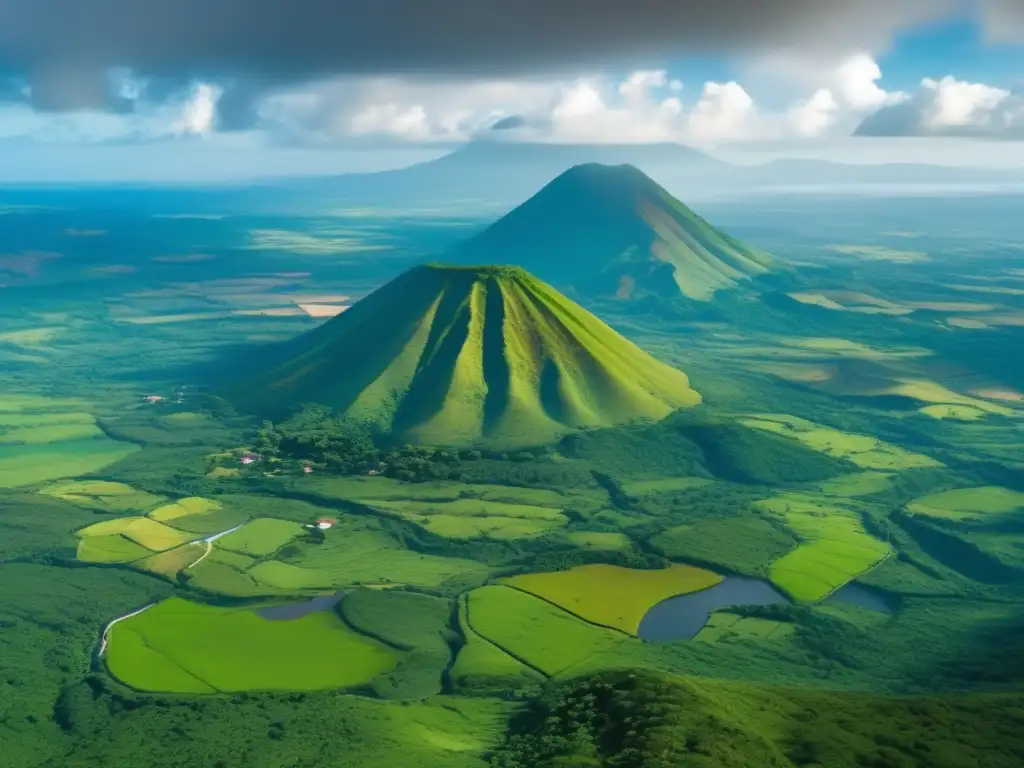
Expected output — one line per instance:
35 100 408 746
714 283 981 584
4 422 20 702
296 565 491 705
824 583 896 614
638 578 895 642
257 591 345 621
638 577 788 642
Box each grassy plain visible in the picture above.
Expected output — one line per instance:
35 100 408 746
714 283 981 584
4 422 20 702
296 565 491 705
740 413 942 470
0 438 138 488
216 518 304 556
450 593 545 695
39 480 166 512
360 497 567 540
566 531 631 550
501 564 722 634
757 493 890 601
693 612 795 643
466 585 627 676
908 486 1024 522
106 597 399 693
77 534 152 563
77 516 194 552
820 472 893 497
137 542 206 578
148 496 221 521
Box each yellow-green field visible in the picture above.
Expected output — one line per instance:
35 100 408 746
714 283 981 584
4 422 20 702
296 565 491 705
0 395 138 487
825 244 929 263
875 380 1015 416
740 414 941 470
449 594 544 692
566 531 631 550
757 493 890 601
137 543 207 577
39 480 167 512
694 612 795 643
216 518 305 556
359 497 568 540
907 486 1024 522
77 516 194 553
0 422 103 444
106 597 399 693
500 564 722 634
77 534 153 564
919 404 988 421
621 477 714 495
0 327 63 347
820 472 893 498
0 438 138 488
466 585 626 676
148 496 221 522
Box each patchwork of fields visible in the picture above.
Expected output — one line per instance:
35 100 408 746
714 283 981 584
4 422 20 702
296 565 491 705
740 413 942 470
0 396 139 488
501 564 722 634
756 493 891 602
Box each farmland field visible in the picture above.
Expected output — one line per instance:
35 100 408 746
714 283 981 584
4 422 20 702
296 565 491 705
216 518 305 556
501 564 723 634
0 438 138 488
693 612 795 643
148 496 221 522
740 413 942 470
77 516 194 553
106 597 399 693
757 493 890 601
450 594 544 694
907 487 1024 522
77 534 153 564
39 480 167 512
465 585 627 675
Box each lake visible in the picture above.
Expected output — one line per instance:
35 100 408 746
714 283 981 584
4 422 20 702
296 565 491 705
257 591 346 621
637 577 894 642
826 583 896 614
638 576 789 642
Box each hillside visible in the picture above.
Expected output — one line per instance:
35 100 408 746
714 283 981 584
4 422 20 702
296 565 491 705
451 163 774 300
226 264 700 447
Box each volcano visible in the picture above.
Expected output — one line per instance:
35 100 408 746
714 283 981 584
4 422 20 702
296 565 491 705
228 264 700 447
451 163 774 300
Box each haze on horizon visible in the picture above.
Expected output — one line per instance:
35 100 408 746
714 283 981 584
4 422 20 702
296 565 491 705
1 0 1024 181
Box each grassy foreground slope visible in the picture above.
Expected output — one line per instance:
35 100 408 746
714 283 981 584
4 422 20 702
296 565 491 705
451 163 774 300
228 264 699 447
492 670 1024 768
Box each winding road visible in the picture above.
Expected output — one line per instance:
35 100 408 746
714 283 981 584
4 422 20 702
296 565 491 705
98 523 246 657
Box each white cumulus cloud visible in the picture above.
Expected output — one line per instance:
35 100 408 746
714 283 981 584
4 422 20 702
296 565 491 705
855 75 1024 137
173 83 221 136
921 76 1010 128
788 88 840 138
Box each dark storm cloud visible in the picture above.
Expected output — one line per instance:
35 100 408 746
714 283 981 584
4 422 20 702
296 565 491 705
0 0 962 112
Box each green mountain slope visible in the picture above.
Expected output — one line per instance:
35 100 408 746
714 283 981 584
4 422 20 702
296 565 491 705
227 264 700 447
452 163 774 300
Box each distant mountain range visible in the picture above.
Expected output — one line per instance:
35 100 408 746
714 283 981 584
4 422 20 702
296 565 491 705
226 264 700 447
250 140 1024 211
451 163 773 301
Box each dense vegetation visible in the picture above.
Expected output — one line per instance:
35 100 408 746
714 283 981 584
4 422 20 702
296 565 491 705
491 670 1024 768
2 188 1023 768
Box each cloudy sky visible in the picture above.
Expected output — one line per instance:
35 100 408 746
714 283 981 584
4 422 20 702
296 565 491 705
2 0 1024 180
